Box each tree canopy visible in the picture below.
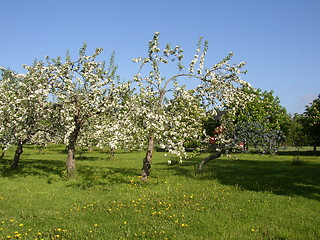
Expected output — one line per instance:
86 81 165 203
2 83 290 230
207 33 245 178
219 88 291 154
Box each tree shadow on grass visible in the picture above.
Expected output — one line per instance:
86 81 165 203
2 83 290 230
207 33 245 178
65 165 141 190
0 157 141 190
0 158 65 178
161 155 320 201
277 150 320 156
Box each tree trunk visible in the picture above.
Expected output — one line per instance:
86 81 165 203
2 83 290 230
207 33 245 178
10 141 24 170
141 135 154 181
67 147 77 176
66 125 81 177
314 145 317 152
110 147 115 159
197 151 222 172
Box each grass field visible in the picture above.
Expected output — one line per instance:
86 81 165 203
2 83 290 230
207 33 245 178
0 145 319 239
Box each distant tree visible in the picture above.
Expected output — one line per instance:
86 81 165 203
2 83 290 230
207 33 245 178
221 88 290 153
304 94 320 151
286 113 309 147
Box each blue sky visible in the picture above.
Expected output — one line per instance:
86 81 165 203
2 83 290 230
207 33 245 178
1 0 319 114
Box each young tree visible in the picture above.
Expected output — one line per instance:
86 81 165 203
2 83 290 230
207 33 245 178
304 94 320 151
0 66 53 169
132 32 251 180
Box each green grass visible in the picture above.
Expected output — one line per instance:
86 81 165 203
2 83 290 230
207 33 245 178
0 145 320 239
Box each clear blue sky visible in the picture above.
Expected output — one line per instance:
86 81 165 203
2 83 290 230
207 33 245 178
1 0 319 114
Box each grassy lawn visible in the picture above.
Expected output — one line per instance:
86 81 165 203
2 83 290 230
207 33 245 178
0 145 319 239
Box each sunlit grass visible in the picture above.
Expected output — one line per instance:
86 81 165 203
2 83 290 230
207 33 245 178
0 145 320 239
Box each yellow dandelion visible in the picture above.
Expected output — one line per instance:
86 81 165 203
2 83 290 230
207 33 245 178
251 228 255 232
123 221 127 225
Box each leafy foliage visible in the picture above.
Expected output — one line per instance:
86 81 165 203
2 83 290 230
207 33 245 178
304 94 320 148
220 88 290 154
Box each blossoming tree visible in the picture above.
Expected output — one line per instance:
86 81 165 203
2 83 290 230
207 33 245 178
0 66 54 169
132 32 251 180
46 44 129 176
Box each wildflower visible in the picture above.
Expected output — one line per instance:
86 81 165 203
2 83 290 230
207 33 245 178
14 233 22 238
167 160 172 165
251 229 255 232
123 222 127 225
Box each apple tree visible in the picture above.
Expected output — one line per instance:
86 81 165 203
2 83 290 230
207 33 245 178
0 66 54 169
132 32 252 180
45 44 129 176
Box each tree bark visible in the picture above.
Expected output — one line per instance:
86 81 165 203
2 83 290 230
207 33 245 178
197 151 222 172
141 135 154 181
10 141 24 170
66 124 81 177
110 147 115 159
